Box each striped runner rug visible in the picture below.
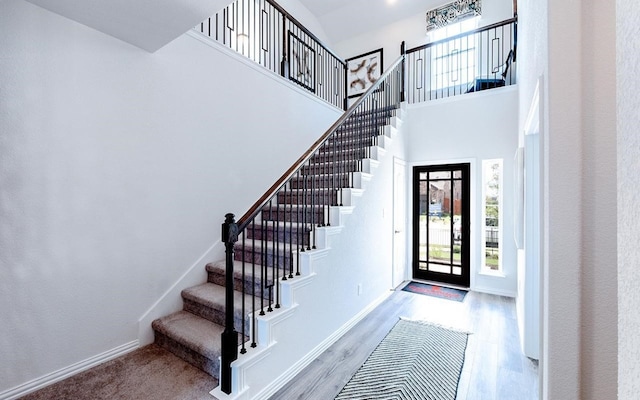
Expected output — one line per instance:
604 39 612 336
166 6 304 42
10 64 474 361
335 319 469 400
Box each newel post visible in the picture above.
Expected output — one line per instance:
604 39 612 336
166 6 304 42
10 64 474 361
221 213 239 394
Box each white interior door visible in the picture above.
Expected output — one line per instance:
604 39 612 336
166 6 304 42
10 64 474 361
393 158 407 288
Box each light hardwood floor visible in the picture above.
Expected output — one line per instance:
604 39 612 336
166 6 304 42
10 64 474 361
269 286 539 400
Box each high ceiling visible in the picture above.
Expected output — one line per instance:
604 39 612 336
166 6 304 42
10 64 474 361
23 0 444 52
25 0 231 52
297 0 444 44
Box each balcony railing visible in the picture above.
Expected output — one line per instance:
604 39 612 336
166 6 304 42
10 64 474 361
197 0 347 109
405 18 517 103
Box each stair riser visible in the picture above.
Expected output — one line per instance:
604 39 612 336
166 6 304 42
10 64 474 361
261 208 325 223
301 162 360 175
327 131 378 145
290 175 351 190
340 119 390 131
277 191 337 206
234 247 294 270
318 141 375 154
154 331 219 376
245 224 311 246
207 268 283 300
182 298 250 334
310 150 372 164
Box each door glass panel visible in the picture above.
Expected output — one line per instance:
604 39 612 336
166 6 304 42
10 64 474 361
429 263 451 274
419 181 427 267
452 179 463 266
430 171 451 179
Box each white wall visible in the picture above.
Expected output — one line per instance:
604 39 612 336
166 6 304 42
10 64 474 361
0 0 341 394
617 1 640 398
332 0 514 72
404 87 519 297
577 1 617 398
276 0 332 46
518 0 618 398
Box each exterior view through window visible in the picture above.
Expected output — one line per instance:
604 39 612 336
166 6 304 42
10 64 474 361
482 159 503 272
428 17 480 90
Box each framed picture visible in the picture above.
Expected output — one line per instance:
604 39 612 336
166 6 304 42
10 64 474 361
346 48 383 98
288 32 315 93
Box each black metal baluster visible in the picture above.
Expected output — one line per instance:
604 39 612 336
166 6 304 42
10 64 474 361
267 198 274 312
259 207 267 316
287 182 294 279
251 221 257 347
311 146 317 249
274 191 280 309
240 234 247 354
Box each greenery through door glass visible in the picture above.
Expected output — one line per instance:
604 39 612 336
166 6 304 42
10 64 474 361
483 160 502 271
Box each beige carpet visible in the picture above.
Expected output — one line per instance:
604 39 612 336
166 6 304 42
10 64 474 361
20 344 218 400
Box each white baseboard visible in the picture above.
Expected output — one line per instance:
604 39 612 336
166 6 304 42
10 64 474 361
251 291 393 400
0 341 139 400
472 285 517 298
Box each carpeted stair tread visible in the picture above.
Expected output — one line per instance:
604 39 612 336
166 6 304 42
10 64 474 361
206 260 292 294
182 282 254 319
152 311 223 359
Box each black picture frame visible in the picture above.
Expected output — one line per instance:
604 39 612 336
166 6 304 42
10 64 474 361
288 32 316 93
345 48 383 98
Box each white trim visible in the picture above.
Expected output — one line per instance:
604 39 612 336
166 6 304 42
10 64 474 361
472 284 516 298
252 291 392 400
0 341 139 400
209 291 392 400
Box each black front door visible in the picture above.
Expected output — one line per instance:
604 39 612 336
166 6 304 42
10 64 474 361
412 163 470 287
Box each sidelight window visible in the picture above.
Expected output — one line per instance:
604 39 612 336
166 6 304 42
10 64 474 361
481 159 503 272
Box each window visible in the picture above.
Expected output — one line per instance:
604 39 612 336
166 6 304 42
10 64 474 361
429 17 479 90
481 159 503 272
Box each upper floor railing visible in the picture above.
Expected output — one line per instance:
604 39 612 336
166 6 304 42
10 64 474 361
404 18 517 103
197 0 347 109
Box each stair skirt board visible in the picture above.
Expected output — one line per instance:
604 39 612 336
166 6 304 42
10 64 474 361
150 108 404 396
210 291 392 400
0 341 139 400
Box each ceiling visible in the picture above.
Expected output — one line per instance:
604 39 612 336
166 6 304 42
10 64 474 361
25 0 231 52
23 0 442 52
297 0 444 44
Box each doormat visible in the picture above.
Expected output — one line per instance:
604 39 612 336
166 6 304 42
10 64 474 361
334 319 468 400
402 281 467 302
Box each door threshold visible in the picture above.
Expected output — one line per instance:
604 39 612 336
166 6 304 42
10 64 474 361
408 278 470 291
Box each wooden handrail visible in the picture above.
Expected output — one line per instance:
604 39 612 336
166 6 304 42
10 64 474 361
406 17 518 53
236 54 405 230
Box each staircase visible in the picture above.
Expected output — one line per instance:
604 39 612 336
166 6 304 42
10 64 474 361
151 104 403 382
